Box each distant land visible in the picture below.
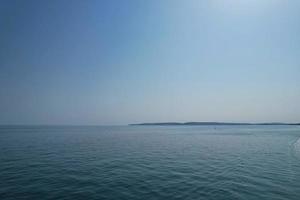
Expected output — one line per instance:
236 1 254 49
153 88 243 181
130 122 300 126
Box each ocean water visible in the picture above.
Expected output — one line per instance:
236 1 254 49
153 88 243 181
0 125 300 200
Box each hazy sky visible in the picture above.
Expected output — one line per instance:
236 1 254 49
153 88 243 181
0 0 299 125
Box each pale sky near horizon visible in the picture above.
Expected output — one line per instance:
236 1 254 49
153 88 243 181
0 0 299 125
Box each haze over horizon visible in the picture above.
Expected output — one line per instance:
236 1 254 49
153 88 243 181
1 0 300 125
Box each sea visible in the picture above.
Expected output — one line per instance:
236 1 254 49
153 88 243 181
0 125 300 200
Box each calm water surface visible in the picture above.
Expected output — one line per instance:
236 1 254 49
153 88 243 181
1 125 300 200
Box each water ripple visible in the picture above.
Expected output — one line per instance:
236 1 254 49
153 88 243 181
0 125 300 200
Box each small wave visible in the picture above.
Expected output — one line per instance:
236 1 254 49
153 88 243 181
292 137 300 160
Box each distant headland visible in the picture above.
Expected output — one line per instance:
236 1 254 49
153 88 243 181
129 122 300 126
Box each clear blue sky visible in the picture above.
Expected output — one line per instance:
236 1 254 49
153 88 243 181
0 0 299 125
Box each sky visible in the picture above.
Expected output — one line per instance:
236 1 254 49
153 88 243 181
0 0 299 125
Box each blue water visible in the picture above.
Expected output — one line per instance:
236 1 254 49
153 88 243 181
1 125 300 200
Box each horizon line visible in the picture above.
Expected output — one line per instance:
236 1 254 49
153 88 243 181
2 121 299 127
130 121 300 126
